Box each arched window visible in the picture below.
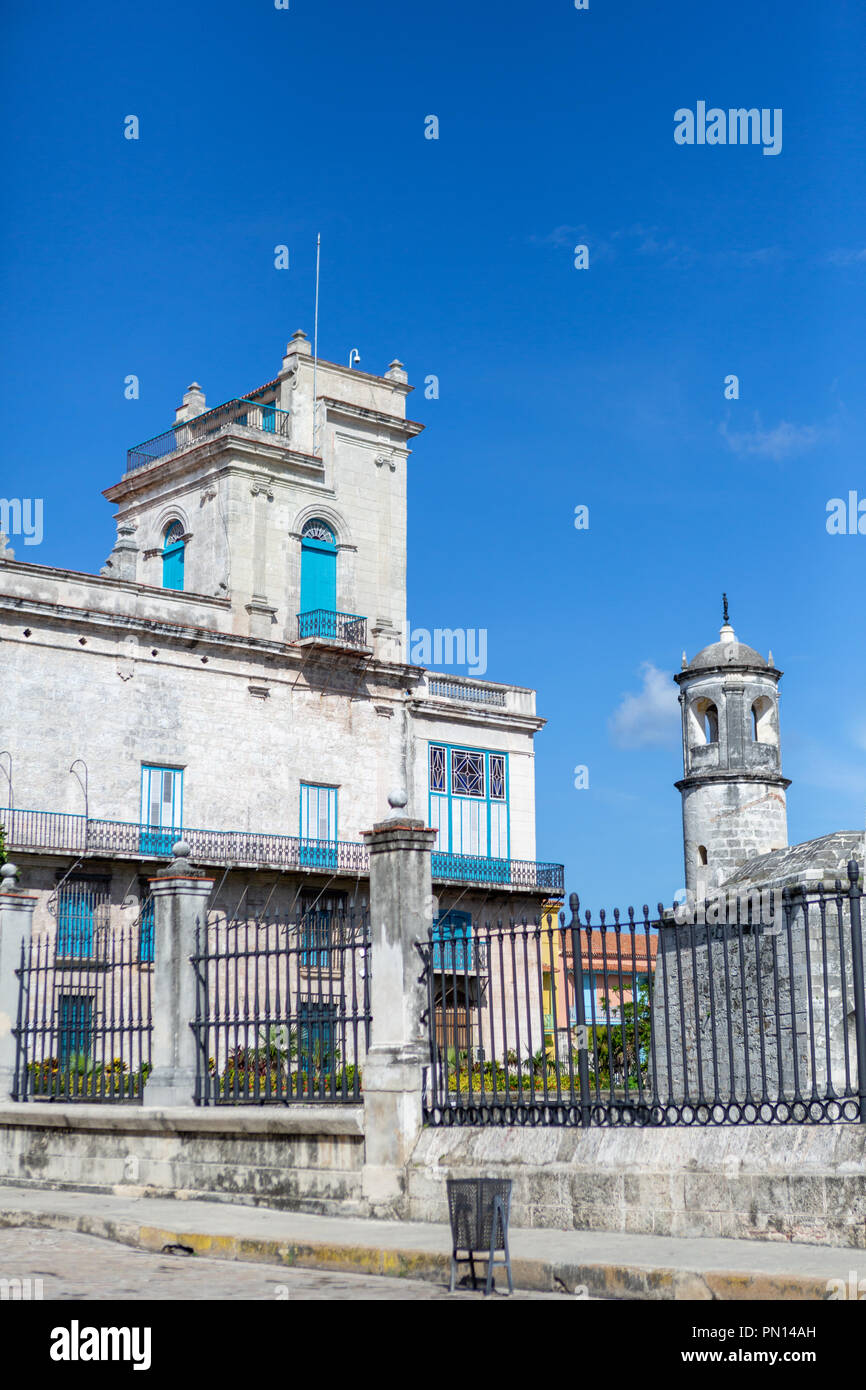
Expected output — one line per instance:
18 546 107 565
698 845 708 866
751 696 776 745
300 519 337 614
688 697 720 747
162 521 185 592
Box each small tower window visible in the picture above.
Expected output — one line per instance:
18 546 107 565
698 845 708 866
687 696 720 747
162 522 185 592
686 695 722 750
751 695 777 746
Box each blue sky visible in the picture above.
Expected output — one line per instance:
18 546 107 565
2 0 865 911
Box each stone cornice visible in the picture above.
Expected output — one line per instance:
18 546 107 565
675 664 783 685
295 354 414 396
104 434 325 502
407 698 545 734
0 589 424 691
675 771 792 793
318 397 424 438
0 561 231 611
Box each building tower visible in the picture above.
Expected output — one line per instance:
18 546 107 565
675 597 790 896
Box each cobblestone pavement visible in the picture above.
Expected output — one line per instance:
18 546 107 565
0 1228 569 1301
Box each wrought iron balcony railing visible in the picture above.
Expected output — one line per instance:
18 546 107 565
0 807 564 894
296 610 369 648
432 851 565 894
127 397 291 473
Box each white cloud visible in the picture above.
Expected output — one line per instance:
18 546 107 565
533 224 589 249
718 415 823 462
827 248 866 267
609 662 679 749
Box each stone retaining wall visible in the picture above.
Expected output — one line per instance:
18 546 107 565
2 1105 864 1247
408 1124 866 1248
0 1104 366 1215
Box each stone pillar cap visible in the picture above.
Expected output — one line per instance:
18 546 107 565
156 839 199 877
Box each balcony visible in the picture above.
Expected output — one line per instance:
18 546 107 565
296 610 369 652
127 398 292 474
432 851 564 894
1 807 564 894
426 679 506 708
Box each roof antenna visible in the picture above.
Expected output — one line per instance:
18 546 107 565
312 233 321 456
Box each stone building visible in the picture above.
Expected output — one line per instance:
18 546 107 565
652 606 865 1113
0 335 563 1063
675 603 790 899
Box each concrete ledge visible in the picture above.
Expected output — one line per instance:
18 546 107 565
0 1187 847 1300
0 1104 364 1138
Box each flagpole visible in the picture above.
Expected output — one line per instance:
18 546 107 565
312 233 321 456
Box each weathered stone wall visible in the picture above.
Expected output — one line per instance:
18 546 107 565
2 1105 863 1246
0 1105 366 1215
680 778 789 897
408 1125 866 1247
0 609 540 857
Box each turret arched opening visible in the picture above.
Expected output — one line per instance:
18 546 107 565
751 695 777 746
687 697 719 747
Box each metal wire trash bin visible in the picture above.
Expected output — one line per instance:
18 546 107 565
446 1178 514 1295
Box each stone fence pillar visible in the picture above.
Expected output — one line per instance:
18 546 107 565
145 841 213 1109
0 863 36 1102
360 793 437 1215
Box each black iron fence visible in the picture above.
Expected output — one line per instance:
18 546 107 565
13 925 152 1103
191 908 371 1104
421 864 866 1126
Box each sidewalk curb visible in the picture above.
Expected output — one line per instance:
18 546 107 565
0 1206 832 1300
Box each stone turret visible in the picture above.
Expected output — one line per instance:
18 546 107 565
675 597 790 895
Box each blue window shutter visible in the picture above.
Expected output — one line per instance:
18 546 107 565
162 539 185 591
432 909 472 971
58 889 95 957
140 898 155 963
139 766 184 855
300 537 337 613
299 784 338 868
59 996 93 1065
